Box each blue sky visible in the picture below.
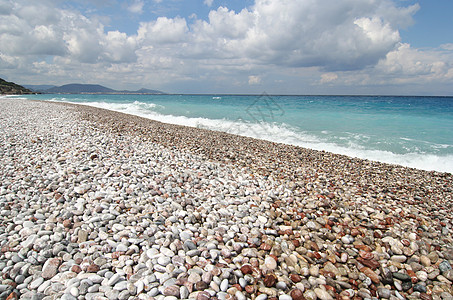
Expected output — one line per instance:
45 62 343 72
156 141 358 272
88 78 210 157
398 0 453 47
1 0 453 95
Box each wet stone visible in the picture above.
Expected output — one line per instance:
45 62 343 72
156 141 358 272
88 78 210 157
393 272 412 282
401 281 412 291
439 261 452 273
413 284 427 293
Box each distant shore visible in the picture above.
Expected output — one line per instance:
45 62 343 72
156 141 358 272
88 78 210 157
0 98 452 300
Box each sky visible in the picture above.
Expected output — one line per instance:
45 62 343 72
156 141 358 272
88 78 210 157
1 0 453 95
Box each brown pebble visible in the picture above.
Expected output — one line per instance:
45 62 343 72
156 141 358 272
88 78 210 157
6 292 18 300
359 251 374 260
245 285 255 294
197 291 211 300
195 281 208 290
264 273 277 287
290 288 305 300
360 267 380 284
86 264 100 273
163 286 180 297
357 257 380 270
71 265 82 273
351 228 360 237
42 258 61 279
355 245 372 252
420 293 433 300
62 219 72 228
240 265 253 275
290 274 302 283
407 269 418 283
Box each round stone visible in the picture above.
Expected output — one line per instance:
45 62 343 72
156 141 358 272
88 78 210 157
439 260 452 273
265 256 277 270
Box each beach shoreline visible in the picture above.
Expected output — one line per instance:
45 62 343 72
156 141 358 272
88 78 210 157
0 98 452 299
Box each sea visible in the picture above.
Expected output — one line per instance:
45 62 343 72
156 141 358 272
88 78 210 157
10 93 453 174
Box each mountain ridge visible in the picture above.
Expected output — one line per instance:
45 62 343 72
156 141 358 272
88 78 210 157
0 78 34 95
33 83 165 94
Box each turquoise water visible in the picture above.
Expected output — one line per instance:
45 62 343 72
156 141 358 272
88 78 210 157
13 94 453 173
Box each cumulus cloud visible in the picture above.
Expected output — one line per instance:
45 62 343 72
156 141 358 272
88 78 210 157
188 0 415 71
248 75 261 85
128 0 144 14
1 0 452 94
0 0 418 70
376 43 453 82
101 31 138 63
0 1 67 56
137 17 188 44
0 0 139 65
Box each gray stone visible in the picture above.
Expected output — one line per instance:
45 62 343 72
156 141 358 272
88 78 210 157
29 277 44 290
413 284 427 293
439 260 452 273
60 294 77 300
377 287 391 299
118 290 130 300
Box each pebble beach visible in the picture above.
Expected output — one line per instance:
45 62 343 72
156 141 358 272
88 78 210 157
0 98 452 300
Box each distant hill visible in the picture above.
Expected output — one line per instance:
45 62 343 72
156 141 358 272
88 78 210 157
40 83 165 94
24 84 57 92
46 84 116 94
130 88 165 94
0 78 34 95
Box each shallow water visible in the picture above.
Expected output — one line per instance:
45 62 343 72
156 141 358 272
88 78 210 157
12 93 453 173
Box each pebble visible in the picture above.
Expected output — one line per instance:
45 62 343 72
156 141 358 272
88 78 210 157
0 99 452 300
220 279 229 292
439 260 453 273
42 258 61 279
314 288 334 300
378 287 392 299
265 256 277 270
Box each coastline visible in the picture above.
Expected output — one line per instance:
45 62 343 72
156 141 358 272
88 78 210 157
0 98 452 299
13 93 453 173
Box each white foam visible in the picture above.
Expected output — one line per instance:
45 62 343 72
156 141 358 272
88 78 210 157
39 98 453 173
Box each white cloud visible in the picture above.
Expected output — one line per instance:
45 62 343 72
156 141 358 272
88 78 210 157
184 0 416 72
128 0 144 14
440 44 453 51
376 43 453 82
204 0 214 7
1 0 452 94
320 73 338 84
138 17 188 44
101 31 138 63
248 75 261 85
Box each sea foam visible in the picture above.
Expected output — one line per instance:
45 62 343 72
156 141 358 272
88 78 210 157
58 99 453 173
